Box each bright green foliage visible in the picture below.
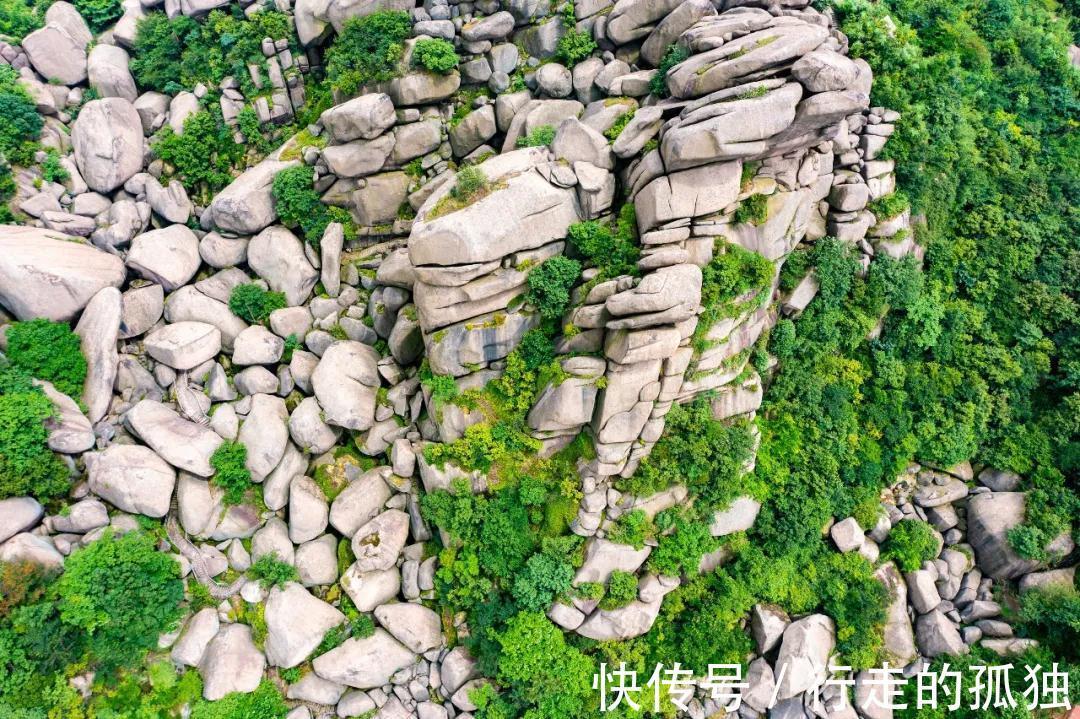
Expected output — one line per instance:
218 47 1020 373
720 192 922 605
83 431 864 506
271 165 351 248
515 124 556 148
73 0 123 32
209 441 252 505
413 38 459 74
556 28 597 67
867 190 909 221
0 360 62 483
599 571 638 610
526 256 581 321
90 660 204 718
453 165 487 198
5 319 87 398
0 369 69 501
40 150 68 183
152 110 243 201
650 44 690 97
248 554 299 588
130 13 200 93
881 519 939 571
606 510 651 550
692 241 774 351
132 10 294 95
0 66 43 166
189 680 288 719
325 11 411 95
603 110 635 142
511 550 574 611
228 283 286 325
0 0 49 41
516 329 555 371
815 552 887 669
621 398 758 510
55 531 184 670
1014 584 1080 658
734 193 768 225
648 512 718 578
564 207 640 279
494 612 595 719
419 361 460 405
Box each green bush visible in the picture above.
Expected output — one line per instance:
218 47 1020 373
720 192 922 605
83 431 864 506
494 611 594 719
1015 584 1080 658
40 150 68 183
130 13 199 93
132 10 294 95
867 190 909 221
648 513 718 577
650 44 690 97
228 283 286 325
816 552 887 669
209 441 252 505
0 0 49 41
413 38 459 74
599 571 638 610
525 256 581 321
452 164 487 199
0 369 70 501
556 29 597 67
248 554 299 588
152 110 243 201
73 0 123 32
56 531 184 671
190 680 288 719
325 11 411 95
565 210 639 278
881 519 939 572
5 319 87 398
512 552 574 611
271 164 351 248
603 110 635 142
515 124 556 148
606 510 650 550
734 193 769 225
0 66 43 166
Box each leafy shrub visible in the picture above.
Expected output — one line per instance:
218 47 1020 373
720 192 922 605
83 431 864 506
816 552 887 669
130 13 199 93
494 611 594 719
190 680 288 719
648 513 718 577
516 329 555 371
429 165 494 218
734 193 769 225
152 110 243 201
599 571 638 610
515 124 556 148
525 256 582 321
209 441 252 504
512 552 574 611
248 554 299 588
325 11 411 95
565 211 640 278
132 10 294 95
413 38 459 74
603 110 635 142
650 44 690 97
228 283 286 325
6 319 87 398
0 66 43 166
271 165 352 248
1015 584 1080 658
867 190 909 221
56 531 184 670
0 369 70 501
40 150 68 183
881 519 939 571
556 28 597 67
73 0 123 33
0 0 49 41
606 510 650 550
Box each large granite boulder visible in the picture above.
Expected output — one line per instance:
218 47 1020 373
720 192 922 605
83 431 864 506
312 341 381 431
0 227 125 321
313 630 417 688
264 583 346 668
86 444 177 517
207 160 298 235
71 99 144 193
